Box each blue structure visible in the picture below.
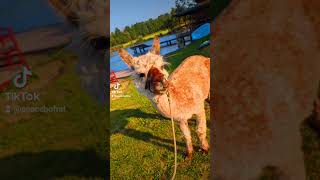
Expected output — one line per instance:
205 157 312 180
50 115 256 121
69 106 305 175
191 23 210 40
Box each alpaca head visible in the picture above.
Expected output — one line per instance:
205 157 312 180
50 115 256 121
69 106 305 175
48 0 108 50
118 37 169 95
48 0 108 104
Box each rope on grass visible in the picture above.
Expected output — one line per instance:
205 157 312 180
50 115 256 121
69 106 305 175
166 90 177 180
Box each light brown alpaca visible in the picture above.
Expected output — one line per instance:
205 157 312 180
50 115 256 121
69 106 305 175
119 37 210 158
213 0 320 179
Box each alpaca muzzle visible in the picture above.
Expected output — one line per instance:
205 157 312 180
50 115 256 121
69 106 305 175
145 67 168 94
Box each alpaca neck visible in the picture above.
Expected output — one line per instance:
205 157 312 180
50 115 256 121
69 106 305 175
134 79 172 118
148 93 172 119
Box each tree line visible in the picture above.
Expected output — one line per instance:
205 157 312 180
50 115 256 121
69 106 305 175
110 9 179 47
110 0 199 48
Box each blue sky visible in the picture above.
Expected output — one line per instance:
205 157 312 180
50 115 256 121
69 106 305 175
0 0 176 33
0 0 63 32
111 0 176 32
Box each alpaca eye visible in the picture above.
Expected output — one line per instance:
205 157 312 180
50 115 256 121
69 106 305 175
139 73 145 78
161 64 168 70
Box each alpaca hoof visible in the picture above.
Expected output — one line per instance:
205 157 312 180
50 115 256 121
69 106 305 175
199 148 209 154
185 152 193 160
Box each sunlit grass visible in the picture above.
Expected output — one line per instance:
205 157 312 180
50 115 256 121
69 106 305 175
0 50 107 180
110 37 211 179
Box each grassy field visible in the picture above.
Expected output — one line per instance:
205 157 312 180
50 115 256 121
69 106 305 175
110 37 211 179
0 49 107 180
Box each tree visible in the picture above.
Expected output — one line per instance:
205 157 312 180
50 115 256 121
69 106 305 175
114 28 121 36
175 0 196 12
110 8 183 47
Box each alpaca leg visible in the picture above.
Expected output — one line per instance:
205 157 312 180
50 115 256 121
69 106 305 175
196 109 209 153
179 120 193 159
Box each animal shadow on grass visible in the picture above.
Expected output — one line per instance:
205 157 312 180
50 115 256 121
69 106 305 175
0 149 107 180
111 109 202 155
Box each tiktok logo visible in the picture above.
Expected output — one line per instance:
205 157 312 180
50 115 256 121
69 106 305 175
13 66 32 88
113 82 121 90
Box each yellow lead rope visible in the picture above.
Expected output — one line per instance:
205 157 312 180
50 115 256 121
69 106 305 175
167 91 177 180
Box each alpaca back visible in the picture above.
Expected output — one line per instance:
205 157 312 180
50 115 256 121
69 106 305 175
154 55 210 120
169 55 210 101
213 0 320 179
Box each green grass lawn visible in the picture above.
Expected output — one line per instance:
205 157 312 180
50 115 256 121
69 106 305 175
0 50 107 180
165 37 210 72
110 37 211 179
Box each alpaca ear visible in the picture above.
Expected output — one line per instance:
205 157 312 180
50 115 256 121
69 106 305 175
118 49 134 68
150 36 160 55
48 0 79 26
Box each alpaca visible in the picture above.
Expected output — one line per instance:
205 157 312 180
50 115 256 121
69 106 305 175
118 37 210 159
48 0 108 104
212 0 320 179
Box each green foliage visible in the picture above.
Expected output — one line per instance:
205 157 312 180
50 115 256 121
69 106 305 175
175 0 197 12
212 0 232 20
110 9 178 47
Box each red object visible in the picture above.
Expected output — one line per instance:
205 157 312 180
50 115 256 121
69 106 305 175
110 71 119 84
0 27 30 91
